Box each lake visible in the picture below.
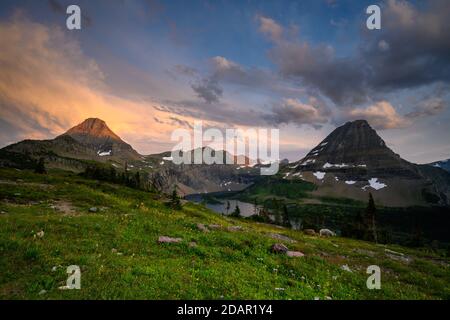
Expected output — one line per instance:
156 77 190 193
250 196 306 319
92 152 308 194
186 194 259 217
185 193 302 229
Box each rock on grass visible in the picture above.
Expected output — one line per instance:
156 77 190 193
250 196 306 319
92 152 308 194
196 223 209 233
271 243 289 253
158 236 182 244
286 251 305 257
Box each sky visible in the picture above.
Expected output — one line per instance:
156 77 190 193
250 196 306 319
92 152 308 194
0 0 449 163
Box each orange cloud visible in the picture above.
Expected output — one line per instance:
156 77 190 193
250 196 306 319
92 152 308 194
347 101 408 129
0 14 196 153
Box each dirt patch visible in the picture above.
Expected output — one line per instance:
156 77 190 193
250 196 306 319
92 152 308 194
50 200 78 216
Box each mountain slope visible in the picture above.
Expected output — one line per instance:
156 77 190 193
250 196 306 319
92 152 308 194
282 120 450 207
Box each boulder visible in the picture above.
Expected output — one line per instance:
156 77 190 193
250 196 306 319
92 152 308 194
271 243 289 253
286 251 305 258
197 223 209 233
89 207 98 213
158 236 182 244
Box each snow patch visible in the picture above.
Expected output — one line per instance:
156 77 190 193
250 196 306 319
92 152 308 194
162 156 173 161
319 142 328 147
323 162 349 169
160 161 165 165
365 178 387 190
313 171 326 180
345 180 356 185
97 150 111 157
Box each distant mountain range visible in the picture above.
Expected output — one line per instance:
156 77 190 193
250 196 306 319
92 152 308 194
0 118 259 195
1 118 449 207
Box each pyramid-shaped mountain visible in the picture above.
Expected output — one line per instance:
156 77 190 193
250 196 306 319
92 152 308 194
293 120 419 178
284 120 450 207
1 118 141 166
59 118 140 159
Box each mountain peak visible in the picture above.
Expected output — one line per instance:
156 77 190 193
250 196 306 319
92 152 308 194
65 118 121 141
59 118 141 159
293 119 411 174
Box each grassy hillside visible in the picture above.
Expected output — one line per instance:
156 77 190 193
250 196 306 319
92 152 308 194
0 168 449 299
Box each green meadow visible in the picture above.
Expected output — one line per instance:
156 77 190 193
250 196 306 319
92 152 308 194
0 168 448 299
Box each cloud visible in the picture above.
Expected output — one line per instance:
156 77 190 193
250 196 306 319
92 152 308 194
173 64 197 77
191 77 223 104
270 41 369 105
256 15 283 42
210 56 276 89
266 97 330 128
405 98 446 119
258 1 450 107
346 101 408 129
48 0 64 14
342 96 446 130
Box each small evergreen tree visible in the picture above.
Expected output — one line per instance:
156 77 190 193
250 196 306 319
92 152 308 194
282 204 291 228
34 157 47 174
273 199 282 225
169 187 182 210
231 205 241 217
253 199 258 216
225 200 231 216
134 171 141 189
365 193 377 243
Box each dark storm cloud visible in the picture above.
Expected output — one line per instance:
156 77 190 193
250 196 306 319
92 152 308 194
270 42 369 105
264 97 331 129
158 98 270 128
265 0 450 106
210 56 277 89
